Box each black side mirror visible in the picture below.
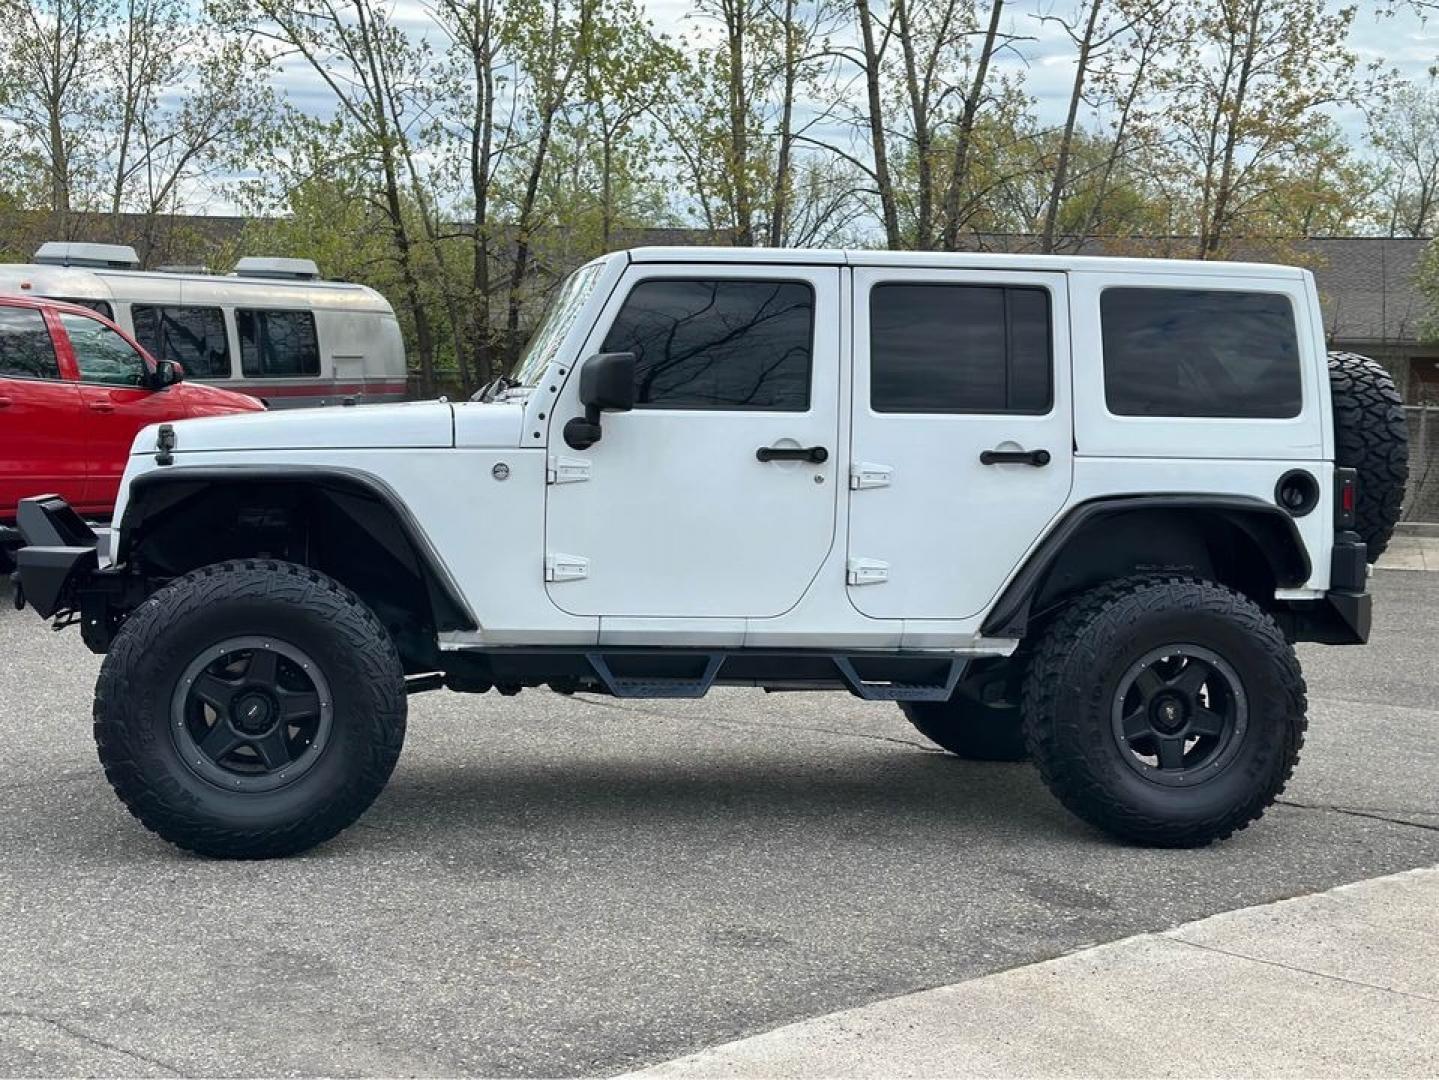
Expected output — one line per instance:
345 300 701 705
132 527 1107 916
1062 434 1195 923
148 359 184 389
564 352 635 450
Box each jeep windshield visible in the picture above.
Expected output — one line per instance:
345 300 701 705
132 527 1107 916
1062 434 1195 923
509 259 608 390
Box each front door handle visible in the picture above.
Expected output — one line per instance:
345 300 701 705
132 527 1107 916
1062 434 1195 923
0 396 12 408
89 401 115 413
757 445 828 464
980 447 1051 467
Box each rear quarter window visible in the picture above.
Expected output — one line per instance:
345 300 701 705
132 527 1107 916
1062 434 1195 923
1101 288 1302 419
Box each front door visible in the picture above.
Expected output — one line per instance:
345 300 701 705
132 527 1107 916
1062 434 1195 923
544 265 840 618
846 268 1074 621
56 310 177 513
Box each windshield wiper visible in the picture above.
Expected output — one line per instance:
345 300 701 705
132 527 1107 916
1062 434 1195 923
471 374 516 403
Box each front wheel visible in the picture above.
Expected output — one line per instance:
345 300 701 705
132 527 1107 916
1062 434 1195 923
94 560 407 858
1022 575 1306 847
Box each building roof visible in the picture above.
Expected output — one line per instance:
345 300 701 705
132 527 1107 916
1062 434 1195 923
1293 237 1431 347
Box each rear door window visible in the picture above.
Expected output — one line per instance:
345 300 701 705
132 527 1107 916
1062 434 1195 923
869 283 1052 413
1101 288 1302 418
131 305 230 379
237 309 321 377
0 307 61 380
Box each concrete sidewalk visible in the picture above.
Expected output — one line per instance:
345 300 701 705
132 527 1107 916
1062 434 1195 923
1378 533 1439 571
624 867 1439 1079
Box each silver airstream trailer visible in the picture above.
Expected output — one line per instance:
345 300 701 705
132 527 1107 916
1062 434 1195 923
0 243 408 407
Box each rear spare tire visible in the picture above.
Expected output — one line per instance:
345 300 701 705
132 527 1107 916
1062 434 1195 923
1328 351 1408 561
93 560 407 858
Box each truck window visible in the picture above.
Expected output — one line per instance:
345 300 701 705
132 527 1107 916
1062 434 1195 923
0 307 61 380
60 312 148 386
1101 288 1302 419
601 279 813 411
131 304 230 379
237 309 320 377
869 284 1052 413
56 298 114 320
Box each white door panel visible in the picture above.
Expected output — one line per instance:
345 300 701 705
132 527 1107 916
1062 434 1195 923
545 265 841 618
847 269 1074 620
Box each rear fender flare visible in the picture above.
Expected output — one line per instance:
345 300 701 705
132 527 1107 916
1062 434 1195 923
981 495 1312 638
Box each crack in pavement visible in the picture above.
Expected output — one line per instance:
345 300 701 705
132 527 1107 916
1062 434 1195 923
1163 936 1439 1005
0 1009 184 1076
1277 798 1439 833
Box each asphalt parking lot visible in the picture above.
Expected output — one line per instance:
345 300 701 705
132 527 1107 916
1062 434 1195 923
2 571 1437 1078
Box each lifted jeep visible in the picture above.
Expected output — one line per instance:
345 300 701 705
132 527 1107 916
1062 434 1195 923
10 247 1407 857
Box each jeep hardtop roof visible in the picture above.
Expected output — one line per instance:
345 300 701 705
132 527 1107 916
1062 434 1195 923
625 245 1307 279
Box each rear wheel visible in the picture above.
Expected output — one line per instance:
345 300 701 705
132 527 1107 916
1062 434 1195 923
1022 575 1306 847
94 560 406 858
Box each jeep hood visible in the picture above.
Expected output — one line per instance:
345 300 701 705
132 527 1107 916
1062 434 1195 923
131 401 461 454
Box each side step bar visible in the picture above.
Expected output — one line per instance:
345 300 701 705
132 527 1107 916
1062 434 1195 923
577 650 969 702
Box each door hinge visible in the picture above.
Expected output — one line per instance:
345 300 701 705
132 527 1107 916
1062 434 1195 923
847 557 890 586
849 462 893 490
545 553 589 582
547 456 591 484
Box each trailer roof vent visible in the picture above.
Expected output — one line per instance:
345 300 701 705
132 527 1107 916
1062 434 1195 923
233 256 321 281
33 242 141 270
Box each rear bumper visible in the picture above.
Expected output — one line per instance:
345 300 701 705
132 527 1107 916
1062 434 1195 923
10 496 100 619
1281 531 1372 645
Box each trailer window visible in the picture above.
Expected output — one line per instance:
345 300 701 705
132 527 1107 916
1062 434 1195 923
131 305 230 379
238 309 320 377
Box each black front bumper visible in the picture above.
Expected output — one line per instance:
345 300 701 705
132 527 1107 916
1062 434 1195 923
10 496 101 618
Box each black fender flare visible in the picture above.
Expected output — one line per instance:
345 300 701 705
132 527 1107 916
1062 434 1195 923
981 494 1313 639
117 465 478 632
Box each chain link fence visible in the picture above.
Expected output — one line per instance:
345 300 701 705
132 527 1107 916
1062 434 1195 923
1403 407 1439 523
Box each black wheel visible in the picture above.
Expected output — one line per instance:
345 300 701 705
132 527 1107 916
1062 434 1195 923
94 560 406 858
900 659 1027 761
1328 352 1408 561
1022 575 1306 848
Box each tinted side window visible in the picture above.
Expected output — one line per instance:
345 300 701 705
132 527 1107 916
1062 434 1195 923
870 284 1052 413
600 279 813 410
0 307 60 380
238 310 320 377
132 305 230 379
60 312 148 387
56 298 113 319
1101 289 1302 419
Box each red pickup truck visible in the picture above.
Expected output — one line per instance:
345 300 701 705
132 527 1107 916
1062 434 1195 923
1 294 262 532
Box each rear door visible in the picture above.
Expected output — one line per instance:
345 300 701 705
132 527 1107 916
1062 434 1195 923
846 268 1074 620
0 304 87 516
56 310 178 514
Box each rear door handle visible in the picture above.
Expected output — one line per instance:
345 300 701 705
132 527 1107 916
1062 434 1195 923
757 445 828 464
980 448 1050 467
89 401 115 413
0 396 12 408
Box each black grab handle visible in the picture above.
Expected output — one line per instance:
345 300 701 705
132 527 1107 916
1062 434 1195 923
980 448 1051 467
756 445 829 464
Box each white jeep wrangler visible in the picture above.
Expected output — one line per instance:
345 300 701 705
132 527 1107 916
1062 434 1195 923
10 247 1408 858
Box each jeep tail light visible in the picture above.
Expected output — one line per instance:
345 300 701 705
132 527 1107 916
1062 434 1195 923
1335 468 1358 530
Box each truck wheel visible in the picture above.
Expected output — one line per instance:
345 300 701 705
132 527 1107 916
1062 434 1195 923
1022 575 1306 848
899 660 1027 761
1328 352 1408 561
93 560 406 858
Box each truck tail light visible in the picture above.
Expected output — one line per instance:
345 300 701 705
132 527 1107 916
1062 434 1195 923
1335 468 1358 530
